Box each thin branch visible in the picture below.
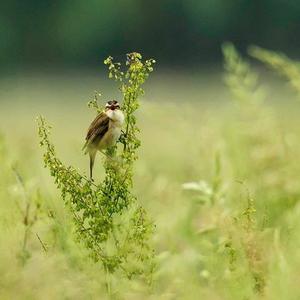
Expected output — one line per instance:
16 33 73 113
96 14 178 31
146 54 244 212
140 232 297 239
36 233 47 252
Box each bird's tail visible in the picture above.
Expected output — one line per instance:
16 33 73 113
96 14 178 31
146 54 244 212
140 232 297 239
89 150 96 179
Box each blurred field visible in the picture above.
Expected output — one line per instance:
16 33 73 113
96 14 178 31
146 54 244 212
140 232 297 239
1 68 300 299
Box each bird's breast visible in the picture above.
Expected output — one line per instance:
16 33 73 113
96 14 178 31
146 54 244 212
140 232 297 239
108 126 122 142
97 123 122 149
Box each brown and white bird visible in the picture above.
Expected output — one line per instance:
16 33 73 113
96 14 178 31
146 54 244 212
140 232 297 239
83 100 124 179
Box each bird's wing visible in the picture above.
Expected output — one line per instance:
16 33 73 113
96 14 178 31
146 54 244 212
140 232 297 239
82 112 109 151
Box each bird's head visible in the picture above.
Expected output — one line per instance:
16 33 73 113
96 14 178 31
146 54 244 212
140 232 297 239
105 100 120 111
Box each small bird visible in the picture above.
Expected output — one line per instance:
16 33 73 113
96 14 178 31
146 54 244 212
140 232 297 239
83 100 124 179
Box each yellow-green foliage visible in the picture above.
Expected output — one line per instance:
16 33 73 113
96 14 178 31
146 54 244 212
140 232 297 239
37 53 156 277
249 45 300 96
222 42 266 106
2 47 300 299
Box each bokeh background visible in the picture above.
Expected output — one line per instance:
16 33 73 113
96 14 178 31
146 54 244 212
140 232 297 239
2 0 300 70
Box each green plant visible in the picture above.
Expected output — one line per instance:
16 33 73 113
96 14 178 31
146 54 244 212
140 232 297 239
12 167 43 263
222 44 273 294
249 45 300 97
222 42 266 106
37 52 156 278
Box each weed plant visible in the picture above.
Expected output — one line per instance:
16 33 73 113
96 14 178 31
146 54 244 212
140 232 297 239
37 53 156 278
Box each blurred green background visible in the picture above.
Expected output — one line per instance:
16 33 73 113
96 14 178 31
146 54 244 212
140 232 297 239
2 0 300 70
